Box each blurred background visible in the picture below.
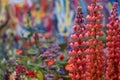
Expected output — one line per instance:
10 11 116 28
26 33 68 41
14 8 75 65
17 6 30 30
0 0 120 59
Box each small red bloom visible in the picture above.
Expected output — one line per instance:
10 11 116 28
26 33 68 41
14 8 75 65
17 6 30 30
26 71 37 78
16 50 23 55
16 65 26 73
47 59 55 66
45 32 52 39
15 37 21 42
59 54 65 61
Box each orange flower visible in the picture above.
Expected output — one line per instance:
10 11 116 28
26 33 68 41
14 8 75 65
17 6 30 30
47 59 55 66
59 54 65 61
16 50 23 55
65 64 73 71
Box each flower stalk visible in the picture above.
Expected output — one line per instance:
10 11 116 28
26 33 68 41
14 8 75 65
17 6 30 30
85 0 105 79
67 6 86 80
106 2 120 80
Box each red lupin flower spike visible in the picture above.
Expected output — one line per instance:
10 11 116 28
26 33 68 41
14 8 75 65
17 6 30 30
85 0 105 80
105 2 120 80
67 6 87 80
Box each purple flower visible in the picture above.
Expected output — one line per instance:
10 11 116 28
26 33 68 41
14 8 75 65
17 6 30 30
67 46 72 51
45 78 53 80
60 68 67 75
41 48 47 53
2 34 7 42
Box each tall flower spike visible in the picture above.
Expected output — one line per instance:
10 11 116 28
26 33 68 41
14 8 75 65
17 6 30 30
85 0 105 80
106 2 120 80
67 6 86 80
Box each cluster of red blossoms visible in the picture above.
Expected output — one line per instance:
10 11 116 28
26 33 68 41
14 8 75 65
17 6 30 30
68 0 120 80
106 2 120 80
26 71 37 78
67 7 87 80
16 65 36 78
85 0 105 80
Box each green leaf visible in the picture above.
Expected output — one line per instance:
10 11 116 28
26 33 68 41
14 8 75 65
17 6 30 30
27 49 39 55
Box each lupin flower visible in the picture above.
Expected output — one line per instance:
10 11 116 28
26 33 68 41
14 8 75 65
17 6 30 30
106 2 120 80
85 0 105 79
67 6 87 80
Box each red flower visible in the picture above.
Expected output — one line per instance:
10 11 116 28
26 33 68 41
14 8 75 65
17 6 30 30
16 50 23 55
45 32 52 39
14 37 21 42
26 71 37 78
59 54 65 61
47 59 55 66
85 0 105 79
16 65 26 73
67 7 87 80
106 2 120 80
15 4 21 17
